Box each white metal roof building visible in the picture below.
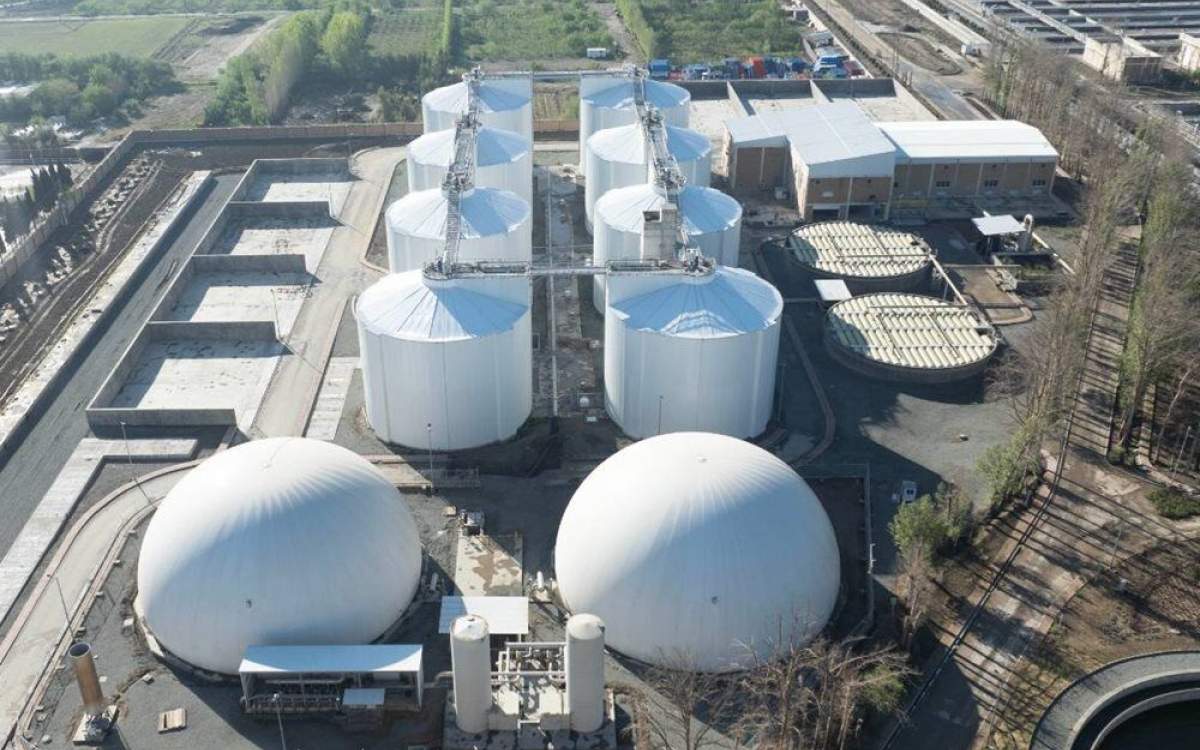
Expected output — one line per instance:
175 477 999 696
239 644 424 712
137 438 423 675
605 264 782 439
878 121 1058 164
726 103 897 179
407 125 533 204
554 432 840 672
823 293 999 382
438 596 529 635
356 270 532 450
789 221 933 292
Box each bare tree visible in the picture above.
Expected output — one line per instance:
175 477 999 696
636 650 743 750
897 545 935 648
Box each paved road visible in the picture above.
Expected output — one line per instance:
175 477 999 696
0 173 240 558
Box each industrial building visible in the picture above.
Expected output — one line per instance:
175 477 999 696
823 293 1000 383
724 102 1058 221
136 438 423 675
555 432 841 672
789 221 933 293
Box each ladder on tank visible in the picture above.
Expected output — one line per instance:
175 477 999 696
437 72 483 271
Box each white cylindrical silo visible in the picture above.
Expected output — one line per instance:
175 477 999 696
592 183 742 310
605 264 782 439
585 121 711 230
385 186 531 272
356 270 533 450
423 75 533 142
451 614 491 734
407 125 533 205
579 75 690 175
565 614 606 733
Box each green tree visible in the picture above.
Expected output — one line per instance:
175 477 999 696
321 11 368 78
889 496 949 562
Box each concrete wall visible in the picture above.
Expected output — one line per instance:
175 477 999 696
188 253 308 274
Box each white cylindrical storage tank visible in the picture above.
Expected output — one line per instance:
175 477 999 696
565 614 606 733
585 121 711 230
356 270 532 450
385 186 531 272
450 614 491 734
407 125 533 205
136 438 423 675
592 183 742 310
423 76 533 142
605 265 782 439
579 75 690 175
555 433 841 672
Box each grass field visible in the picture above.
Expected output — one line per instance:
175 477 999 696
459 0 611 61
368 8 442 56
636 0 804 61
0 16 190 57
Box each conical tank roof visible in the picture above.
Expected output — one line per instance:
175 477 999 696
386 186 530 240
357 270 527 342
423 79 532 114
596 183 741 235
584 78 690 110
588 121 711 165
408 125 530 168
611 266 782 338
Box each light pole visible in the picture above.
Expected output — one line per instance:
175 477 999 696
426 422 435 478
50 574 70 630
273 693 287 750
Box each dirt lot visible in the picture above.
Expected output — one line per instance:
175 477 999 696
158 14 286 83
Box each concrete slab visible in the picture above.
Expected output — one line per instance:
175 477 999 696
304 356 358 441
242 171 354 214
689 98 745 163
745 95 821 114
209 214 337 273
108 339 283 429
164 270 312 339
0 439 197 629
452 533 523 596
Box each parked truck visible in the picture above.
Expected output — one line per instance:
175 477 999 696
649 58 670 79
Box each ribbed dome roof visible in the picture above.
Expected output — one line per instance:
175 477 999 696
554 433 839 671
596 183 741 235
611 266 782 338
357 270 528 342
584 78 690 110
588 122 711 165
386 186 529 240
423 79 532 114
137 438 422 674
408 125 529 168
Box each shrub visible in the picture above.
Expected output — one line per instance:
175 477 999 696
1148 487 1200 519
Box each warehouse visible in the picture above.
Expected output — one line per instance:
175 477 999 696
724 103 1058 221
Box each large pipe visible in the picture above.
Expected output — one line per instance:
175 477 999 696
68 642 104 717
450 615 491 733
565 613 606 732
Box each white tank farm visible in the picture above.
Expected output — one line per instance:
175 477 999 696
578 75 690 175
423 75 533 142
555 432 841 672
592 183 742 310
605 264 782 439
585 120 711 230
356 269 532 450
407 125 532 205
385 186 531 272
136 438 422 675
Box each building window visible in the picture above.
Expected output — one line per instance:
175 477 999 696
934 180 951 188
894 181 900 188
983 179 999 188
1032 178 1047 187
868 194 877 201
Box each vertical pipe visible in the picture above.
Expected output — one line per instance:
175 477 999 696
68 642 104 717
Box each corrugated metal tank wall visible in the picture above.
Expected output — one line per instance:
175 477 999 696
385 186 532 272
356 271 533 450
584 121 712 231
592 183 743 310
578 76 690 175
422 76 534 142
407 126 533 204
604 266 782 439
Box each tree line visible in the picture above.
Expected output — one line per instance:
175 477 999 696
0 52 177 127
0 164 74 246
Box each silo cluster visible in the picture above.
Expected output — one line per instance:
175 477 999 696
423 72 533 142
578 73 691 175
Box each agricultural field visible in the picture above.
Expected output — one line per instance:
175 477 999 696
632 0 804 62
0 16 192 57
368 7 443 57
459 0 613 62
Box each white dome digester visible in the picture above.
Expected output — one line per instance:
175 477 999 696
605 264 782 439
554 432 840 672
578 74 690 176
136 438 422 675
592 183 742 310
584 120 712 231
422 75 533 142
407 125 533 205
385 185 531 273
356 269 532 450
